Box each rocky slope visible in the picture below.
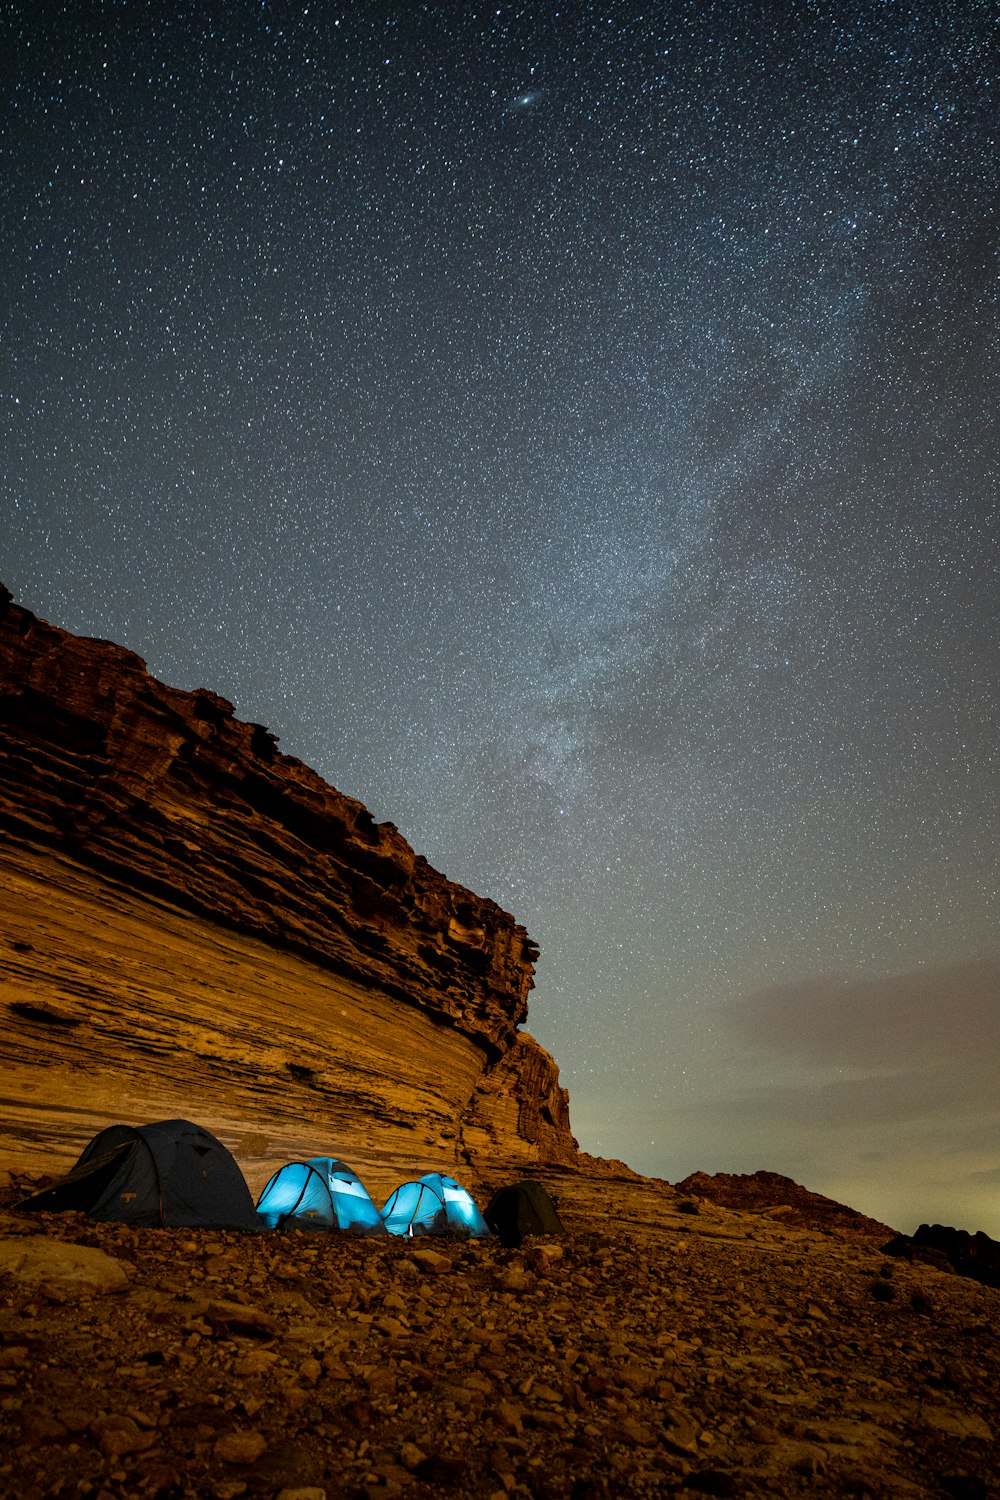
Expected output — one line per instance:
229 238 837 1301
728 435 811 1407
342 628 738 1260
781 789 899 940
0 1175 997 1500
0 585 589 1198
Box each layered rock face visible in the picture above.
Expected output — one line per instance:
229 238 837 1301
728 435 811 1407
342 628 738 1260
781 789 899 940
0 585 582 1196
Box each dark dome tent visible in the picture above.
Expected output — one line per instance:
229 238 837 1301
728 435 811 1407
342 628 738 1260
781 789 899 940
381 1172 491 1238
485 1180 566 1247
18 1119 260 1231
256 1157 386 1234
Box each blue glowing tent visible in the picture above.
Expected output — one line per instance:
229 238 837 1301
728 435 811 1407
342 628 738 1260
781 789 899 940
380 1177 447 1237
381 1171 491 1238
256 1157 386 1234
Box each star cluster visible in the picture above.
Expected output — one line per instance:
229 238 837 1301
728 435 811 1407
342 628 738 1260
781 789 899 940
3 1 998 1231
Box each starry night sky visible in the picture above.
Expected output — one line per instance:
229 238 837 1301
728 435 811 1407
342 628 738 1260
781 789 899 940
3 1 998 1234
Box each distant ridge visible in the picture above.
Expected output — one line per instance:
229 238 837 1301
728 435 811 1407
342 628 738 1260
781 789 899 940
677 1168 895 1240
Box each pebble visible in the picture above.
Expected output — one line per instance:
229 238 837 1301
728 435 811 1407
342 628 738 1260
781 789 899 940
214 1429 269 1464
410 1248 452 1275
91 1414 157 1457
662 1405 702 1455
398 1441 427 1470
495 1266 534 1294
233 1348 279 1376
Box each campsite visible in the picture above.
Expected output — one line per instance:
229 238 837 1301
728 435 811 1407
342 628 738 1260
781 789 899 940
2 1151 1000 1499
14 1119 532 1244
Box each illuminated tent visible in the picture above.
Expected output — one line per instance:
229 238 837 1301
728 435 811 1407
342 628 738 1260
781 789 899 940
255 1157 385 1234
485 1180 566 1247
381 1171 491 1238
18 1119 260 1231
380 1176 447 1236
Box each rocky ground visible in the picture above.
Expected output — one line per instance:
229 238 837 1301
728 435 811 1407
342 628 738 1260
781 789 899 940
0 1174 997 1500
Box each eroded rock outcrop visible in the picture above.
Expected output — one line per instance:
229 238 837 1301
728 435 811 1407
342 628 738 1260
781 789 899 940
0 585 580 1195
462 1032 578 1169
883 1223 1000 1289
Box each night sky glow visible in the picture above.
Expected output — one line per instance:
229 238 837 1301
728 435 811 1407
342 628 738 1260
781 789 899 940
3 2 998 1234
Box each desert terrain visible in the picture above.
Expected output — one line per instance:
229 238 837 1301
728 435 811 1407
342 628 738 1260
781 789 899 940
1 1170 998 1500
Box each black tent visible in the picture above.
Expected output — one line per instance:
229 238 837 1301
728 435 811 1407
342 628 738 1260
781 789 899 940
19 1119 260 1230
485 1180 566 1247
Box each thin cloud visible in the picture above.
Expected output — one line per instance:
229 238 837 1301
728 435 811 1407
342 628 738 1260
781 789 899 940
645 958 1000 1235
722 959 1000 1071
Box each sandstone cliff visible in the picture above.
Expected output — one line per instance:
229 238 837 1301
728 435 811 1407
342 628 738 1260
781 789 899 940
0 585 585 1197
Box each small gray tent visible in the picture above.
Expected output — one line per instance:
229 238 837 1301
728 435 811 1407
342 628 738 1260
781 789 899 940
485 1180 565 1247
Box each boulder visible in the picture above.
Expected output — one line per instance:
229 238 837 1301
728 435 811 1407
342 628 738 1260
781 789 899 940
0 1236 129 1294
